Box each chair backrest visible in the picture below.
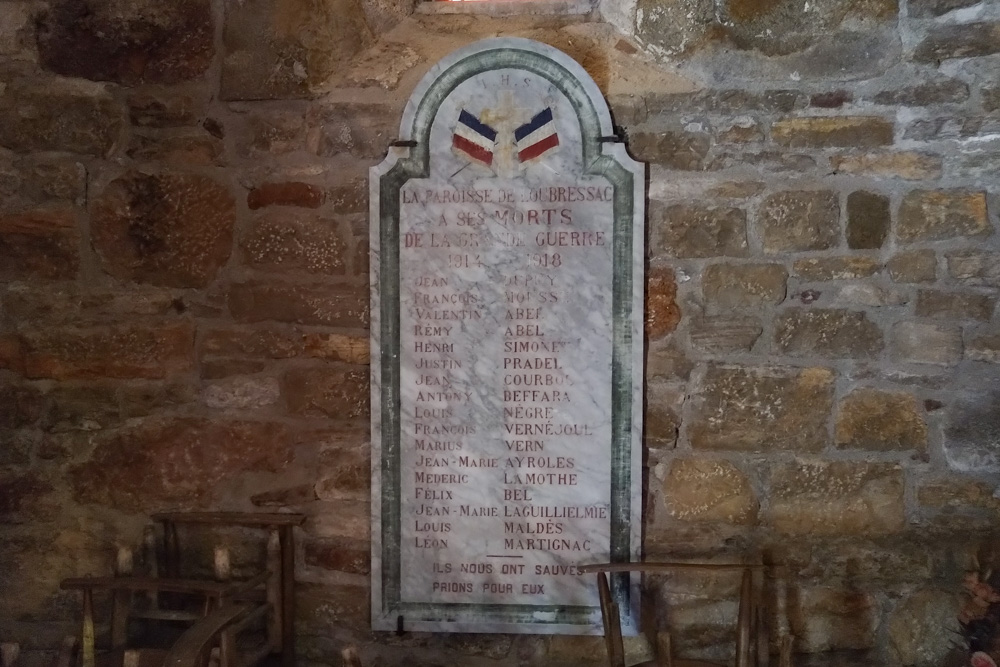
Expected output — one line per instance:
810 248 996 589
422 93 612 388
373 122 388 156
579 562 773 667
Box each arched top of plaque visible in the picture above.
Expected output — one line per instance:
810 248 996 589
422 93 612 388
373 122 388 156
375 37 640 182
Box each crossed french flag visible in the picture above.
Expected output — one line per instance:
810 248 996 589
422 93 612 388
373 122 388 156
514 108 559 162
452 108 560 167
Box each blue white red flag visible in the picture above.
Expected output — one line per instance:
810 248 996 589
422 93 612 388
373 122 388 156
452 110 497 166
515 108 559 162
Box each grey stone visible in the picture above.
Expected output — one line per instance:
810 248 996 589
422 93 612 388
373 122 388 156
702 263 787 307
652 203 748 258
775 309 883 359
944 392 1000 472
891 322 963 365
758 190 840 253
688 315 763 352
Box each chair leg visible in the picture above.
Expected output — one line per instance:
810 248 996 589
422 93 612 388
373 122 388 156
779 635 793 667
655 631 673 667
82 589 96 667
597 572 625 667
735 568 753 667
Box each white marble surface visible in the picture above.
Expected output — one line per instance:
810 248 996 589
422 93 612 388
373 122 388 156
371 38 644 634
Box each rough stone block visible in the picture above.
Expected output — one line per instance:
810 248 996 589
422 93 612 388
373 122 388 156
891 322 963 365
201 376 281 410
915 289 995 321
775 308 883 358
652 203 748 258
7 156 88 208
794 257 880 281
646 267 681 340
200 326 306 359
327 180 368 214
918 478 1000 512
790 586 880 651
663 458 758 524
771 117 893 148
647 338 694 381
228 281 368 327
37 0 214 84
120 381 197 418
909 0 979 16
15 322 194 380
706 150 816 172
303 333 370 364
967 334 1000 363
913 22 1000 62
946 250 1000 287
0 384 46 430
91 172 236 288
689 365 834 452
944 393 1000 473
758 190 840 253
304 537 370 574
42 385 120 433
688 315 763 352
126 132 224 167
846 191 890 250
888 590 960 667
0 80 125 156
221 0 373 100
888 250 936 283
70 418 293 511
241 212 347 275
247 182 325 210
770 461 905 535
634 0 714 57
835 388 927 452
872 79 969 106
0 207 80 281
715 117 764 143
832 284 908 307
309 103 396 159
898 190 990 242
628 129 710 170
702 263 787 307
283 365 369 419
238 111 307 156
831 152 942 180
127 92 199 128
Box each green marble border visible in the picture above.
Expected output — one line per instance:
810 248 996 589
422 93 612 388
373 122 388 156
378 45 636 629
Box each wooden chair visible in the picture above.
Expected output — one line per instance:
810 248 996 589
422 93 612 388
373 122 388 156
61 512 304 667
577 562 793 667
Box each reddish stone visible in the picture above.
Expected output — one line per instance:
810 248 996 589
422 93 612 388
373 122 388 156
12 156 88 207
0 206 80 281
646 267 681 340
283 366 369 419
304 537 370 574
247 182 325 210
91 172 236 288
70 418 294 512
37 0 214 85
199 358 271 380
241 213 347 274
228 281 368 327
17 321 194 380
811 91 852 108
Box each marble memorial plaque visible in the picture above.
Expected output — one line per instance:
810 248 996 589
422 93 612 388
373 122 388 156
370 38 644 634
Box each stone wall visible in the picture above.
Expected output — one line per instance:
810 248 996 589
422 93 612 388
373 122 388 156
0 0 998 665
